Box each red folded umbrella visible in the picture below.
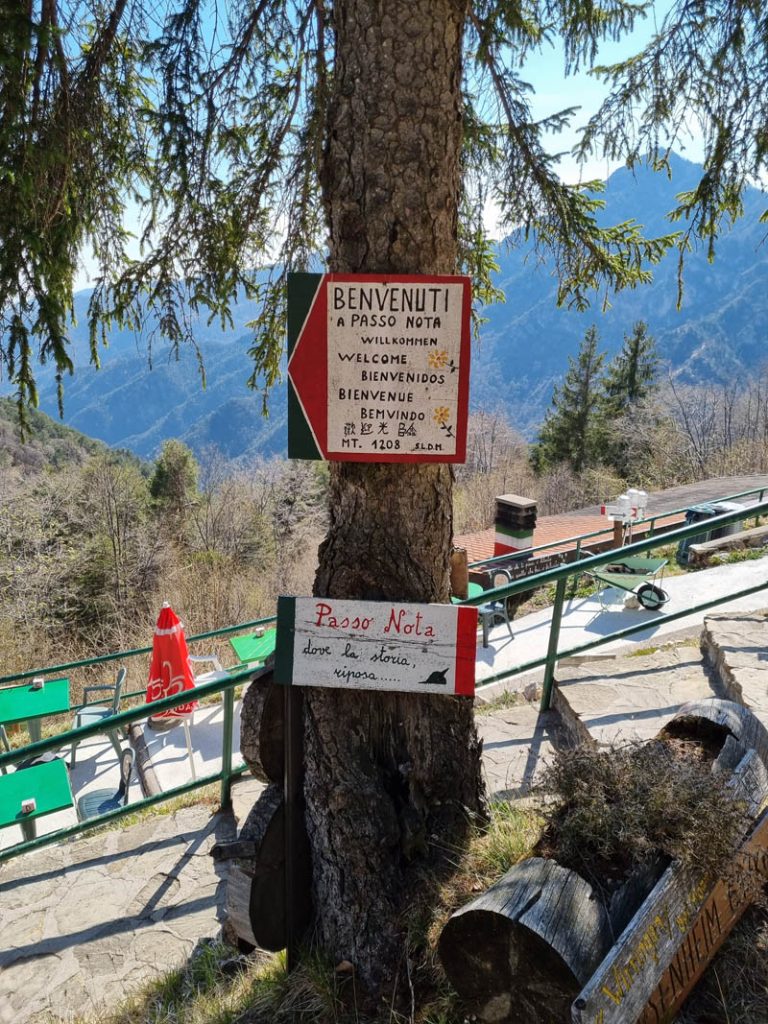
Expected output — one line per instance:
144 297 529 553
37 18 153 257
146 603 199 720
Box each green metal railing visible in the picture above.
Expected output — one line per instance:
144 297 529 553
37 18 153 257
0 664 268 863
0 615 278 686
458 500 768 711
2 494 766 864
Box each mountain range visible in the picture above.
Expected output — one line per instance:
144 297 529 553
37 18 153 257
10 153 768 459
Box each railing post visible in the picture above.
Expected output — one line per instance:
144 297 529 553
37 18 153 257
220 685 235 809
756 491 764 528
540 577 567 713
568 541 582 598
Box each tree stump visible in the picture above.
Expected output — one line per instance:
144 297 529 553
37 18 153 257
240 670 284 784
438 857 612 1023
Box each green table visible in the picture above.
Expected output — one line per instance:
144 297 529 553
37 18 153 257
0 758 73 841
229 628 277 665
0 677 70 743
451 581 485 603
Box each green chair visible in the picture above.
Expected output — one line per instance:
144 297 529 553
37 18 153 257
70 667 127 766
477 569 515 648
76 747 134 821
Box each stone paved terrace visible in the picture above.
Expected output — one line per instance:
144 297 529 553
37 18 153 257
476 550 768 692
551 609 768 754
0 792 249 1024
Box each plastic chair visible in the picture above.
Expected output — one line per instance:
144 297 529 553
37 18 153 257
478 569 515 648
76 747 134 821
70 667 127 766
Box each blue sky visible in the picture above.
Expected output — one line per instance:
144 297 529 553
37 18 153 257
518 0 701 182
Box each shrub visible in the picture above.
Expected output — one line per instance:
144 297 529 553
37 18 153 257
537 740 747 895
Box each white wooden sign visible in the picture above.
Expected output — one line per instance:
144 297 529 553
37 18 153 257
274 596 477 695
287 273 472 463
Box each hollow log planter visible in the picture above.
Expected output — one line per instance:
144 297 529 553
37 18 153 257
438 858 613 1023
572 745 768 1024
239 669 284 784
439 699 768 1024
660 697 768 775
211 782 311 952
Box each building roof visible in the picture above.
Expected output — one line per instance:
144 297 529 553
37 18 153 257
455 513 607 565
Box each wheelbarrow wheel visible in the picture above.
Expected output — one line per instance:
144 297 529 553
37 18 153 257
636 583 669 610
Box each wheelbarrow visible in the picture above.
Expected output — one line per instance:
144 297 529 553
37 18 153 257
586 555 669 611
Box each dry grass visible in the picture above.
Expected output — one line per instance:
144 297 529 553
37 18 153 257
65 802 540 1024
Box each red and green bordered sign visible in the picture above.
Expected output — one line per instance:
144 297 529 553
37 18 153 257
275 596 477 696
287 272 472 462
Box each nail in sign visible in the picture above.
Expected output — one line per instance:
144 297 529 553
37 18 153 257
275 597 477 696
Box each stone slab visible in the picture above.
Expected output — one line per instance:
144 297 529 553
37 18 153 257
476 703 558 800
0 776 261 1024
552 648 720 749
702 610 768 720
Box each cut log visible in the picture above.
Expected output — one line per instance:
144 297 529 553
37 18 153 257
210 839 259 861
450 546 468 600
223 782 311 953
661 698 768 774
439 857 612 1023
240 670 284 784
687 523 768 565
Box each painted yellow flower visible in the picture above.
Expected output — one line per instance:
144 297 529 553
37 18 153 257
433 406 450 427
428 349 449 369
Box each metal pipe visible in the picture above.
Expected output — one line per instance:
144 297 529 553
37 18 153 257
540 577 567 712
0 616 277 686
477 577 768 692
459 501 768 608
220 686 235 808
0 763 249 864
0 665 268 771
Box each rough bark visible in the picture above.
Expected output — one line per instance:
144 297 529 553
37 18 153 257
303 0 485 1001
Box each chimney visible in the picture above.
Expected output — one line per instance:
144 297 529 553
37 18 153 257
494 494 537 557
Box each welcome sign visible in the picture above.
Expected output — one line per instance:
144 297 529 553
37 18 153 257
287 273 471 463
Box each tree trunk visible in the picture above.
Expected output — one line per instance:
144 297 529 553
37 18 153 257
303 0 485 1001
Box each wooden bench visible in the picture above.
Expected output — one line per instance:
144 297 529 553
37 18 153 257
687 523 768 565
